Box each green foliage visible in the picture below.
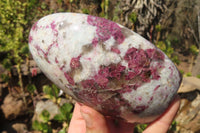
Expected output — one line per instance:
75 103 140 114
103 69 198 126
0 0 54 97
197 74 200 79
0 0 54 71
0 0 28 66
41 84 73 129
43 84 60 101
112 2 121 22
82 8 90 14
185 72 192 77
0 73 10 82
41 2 47 10
20 45 29 55
155 24 162 32
39 84 73 131
134 124 148 133
168 120 177 133
32 120 52 133
100 0 109 18
134 120 178 132
156 40 180 65
189 45 199 55
27 84 37 94
129 12 137 23
54 103 73 123
32 103 73 133
179 69 184 75
2 59 12 71
40 110 50 123
58 129 66 133
171 55 180 65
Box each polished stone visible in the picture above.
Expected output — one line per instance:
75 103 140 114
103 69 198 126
29 13 182 123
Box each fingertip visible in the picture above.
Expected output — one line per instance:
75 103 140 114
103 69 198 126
80 105 109 133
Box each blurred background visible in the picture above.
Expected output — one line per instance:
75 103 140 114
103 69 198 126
0 0 200 132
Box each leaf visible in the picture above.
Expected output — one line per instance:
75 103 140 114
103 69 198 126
41 2 47 9
2 58 12 70
40 123 52 133
82 8 90 14
60 103 73 115
186 72 192 77
27 84 37 93
129 12 137 23
155 24 162 32
39 110 50 123
134 124 148 133
51 84 60 98
0 74 10 82
68 112 73 121
168 120 177 133
20 45 29 55
53 113 66 122
43 85 52 95
58 129 66 133
42 124 52 133
190 45 199 55
32 120 43 131
54 103 73 122
43 84 60 98
32 120 52 133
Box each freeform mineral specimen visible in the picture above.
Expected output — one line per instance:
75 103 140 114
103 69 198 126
28 13 182 123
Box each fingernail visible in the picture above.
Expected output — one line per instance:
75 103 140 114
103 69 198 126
80 108 93 128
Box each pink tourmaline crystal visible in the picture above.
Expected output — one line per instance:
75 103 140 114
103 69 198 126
29 13 182 123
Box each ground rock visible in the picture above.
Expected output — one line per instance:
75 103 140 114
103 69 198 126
1 94 26 119
178 77 200 93
32 100 60 122
176 90 200 133
176 76 200 132
12 123 28 133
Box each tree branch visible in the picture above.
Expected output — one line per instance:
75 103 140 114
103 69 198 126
198 10 200 45
186 16 199 47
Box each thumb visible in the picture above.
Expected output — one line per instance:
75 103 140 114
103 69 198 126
80 105 109 133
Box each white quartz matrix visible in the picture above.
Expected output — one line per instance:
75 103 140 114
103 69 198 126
29 13 182 123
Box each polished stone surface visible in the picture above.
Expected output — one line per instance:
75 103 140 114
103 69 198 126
29 13 181 123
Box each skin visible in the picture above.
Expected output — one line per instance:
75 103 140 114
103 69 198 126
68 96 180 133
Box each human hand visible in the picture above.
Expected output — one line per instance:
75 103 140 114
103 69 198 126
68 96 180 133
